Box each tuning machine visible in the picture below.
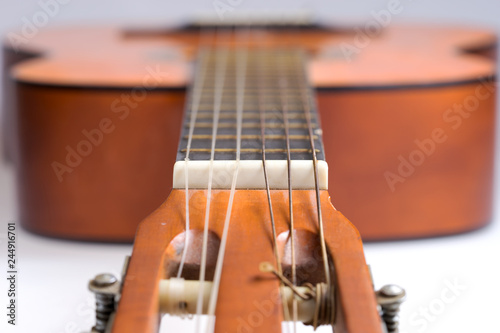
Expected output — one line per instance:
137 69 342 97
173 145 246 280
375 284 406 333
88 273 119 333
87 256 129 333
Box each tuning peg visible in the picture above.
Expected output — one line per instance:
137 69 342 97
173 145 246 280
88 273 120 333
376 284 406 333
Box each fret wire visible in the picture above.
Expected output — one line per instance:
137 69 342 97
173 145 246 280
187 113 316 120
183 134 318 140
180 148 321 153
191 87 308 92
187 105 311 111
193 95 307 100
191 95 306 101
186 122 317 129
188 109 313 115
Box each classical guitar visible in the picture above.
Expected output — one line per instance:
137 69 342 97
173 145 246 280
2 19 496 242
84 37 405 333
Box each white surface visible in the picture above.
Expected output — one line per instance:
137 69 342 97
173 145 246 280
173 160 328 190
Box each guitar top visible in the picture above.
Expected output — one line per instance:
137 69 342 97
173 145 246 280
4 22 494 87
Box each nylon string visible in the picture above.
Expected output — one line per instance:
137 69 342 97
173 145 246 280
195 36 229 332
178 43 210 279
206 36 248 333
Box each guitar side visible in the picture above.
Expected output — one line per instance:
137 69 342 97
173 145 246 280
9 69 496 241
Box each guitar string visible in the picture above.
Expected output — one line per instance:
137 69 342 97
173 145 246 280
177 30 212 279
206 29 248 333
277 49 298 332
195 30 228 332
177 28 328 330
256 47 292 327
296 51 331 287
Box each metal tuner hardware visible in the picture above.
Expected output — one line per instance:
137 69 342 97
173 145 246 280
376 284 406 333
86 258 405 332
88 273 120 333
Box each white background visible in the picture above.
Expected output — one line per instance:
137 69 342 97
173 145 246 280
0 0 499 332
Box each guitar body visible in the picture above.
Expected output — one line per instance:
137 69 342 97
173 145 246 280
3 23 496 241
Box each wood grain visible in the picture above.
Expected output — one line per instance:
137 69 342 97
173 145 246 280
113 189 381 333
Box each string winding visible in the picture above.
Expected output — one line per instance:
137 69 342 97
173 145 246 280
277 50 299 333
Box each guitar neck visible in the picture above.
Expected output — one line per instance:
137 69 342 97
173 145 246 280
174 48 328 190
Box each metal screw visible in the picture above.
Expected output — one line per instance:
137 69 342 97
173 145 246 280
380 284 404 298
376 284 406 333
92 273 117 287
89 273 119 333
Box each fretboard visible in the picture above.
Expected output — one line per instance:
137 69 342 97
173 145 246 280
173 48 328 190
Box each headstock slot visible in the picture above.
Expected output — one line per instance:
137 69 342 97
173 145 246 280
164 230 221 281
278 229 328 286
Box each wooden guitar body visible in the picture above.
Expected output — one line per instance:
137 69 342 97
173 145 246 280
3 23 496 241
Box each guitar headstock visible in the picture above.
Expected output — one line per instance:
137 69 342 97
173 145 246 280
86 189 405 333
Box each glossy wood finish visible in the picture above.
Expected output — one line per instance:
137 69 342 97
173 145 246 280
2 45 39 162
114 189 380 333
15 83 184 240
318 80 496 239
3 23 496 240
6 25 495 87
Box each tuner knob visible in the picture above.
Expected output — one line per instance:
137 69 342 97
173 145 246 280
376 284 406 333
88 273 120 333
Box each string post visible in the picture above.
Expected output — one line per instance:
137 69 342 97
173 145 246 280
259 261 336 329
259 261 312 300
